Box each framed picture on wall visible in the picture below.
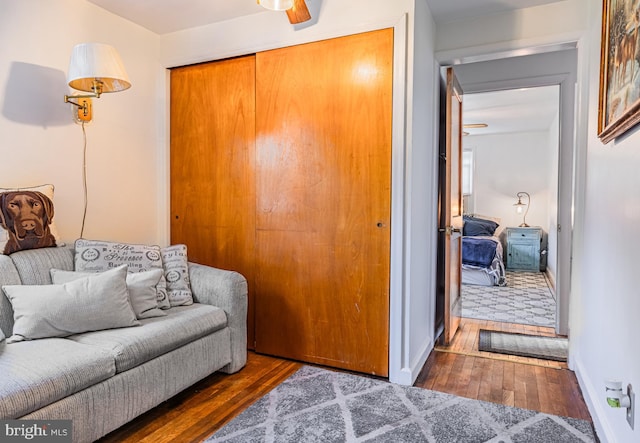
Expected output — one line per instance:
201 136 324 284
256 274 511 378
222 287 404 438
598 0 640 144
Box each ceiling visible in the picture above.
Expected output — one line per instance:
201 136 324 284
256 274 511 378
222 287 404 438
425 0 564 24
85 0 565 135
87 0 568 34
86 0 267 34
463 86 560 137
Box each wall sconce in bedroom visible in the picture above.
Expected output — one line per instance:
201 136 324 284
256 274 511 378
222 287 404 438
513 192 530 227
64 43 131 123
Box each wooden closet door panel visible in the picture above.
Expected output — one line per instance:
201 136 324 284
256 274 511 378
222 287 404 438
255 29 393 376
170 56 257 348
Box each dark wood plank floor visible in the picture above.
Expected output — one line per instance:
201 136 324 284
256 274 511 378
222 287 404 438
415 318 592 421
99 318 591 442
98 353 302 443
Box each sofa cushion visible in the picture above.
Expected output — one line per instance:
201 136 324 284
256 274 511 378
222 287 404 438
50 268 166 320
74 239 170 310
0 254 20 338
67 303 227 372
3 265 139 343
0 338 116 419
161 244 193 307
9 246 74 285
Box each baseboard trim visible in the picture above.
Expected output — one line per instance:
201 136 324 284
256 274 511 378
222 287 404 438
545 269 556 297
390 337 433 386
574 353 615 443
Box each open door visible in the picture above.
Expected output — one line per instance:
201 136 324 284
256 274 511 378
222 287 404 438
437 67 464 345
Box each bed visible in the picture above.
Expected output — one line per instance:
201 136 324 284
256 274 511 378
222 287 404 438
461 215 507 286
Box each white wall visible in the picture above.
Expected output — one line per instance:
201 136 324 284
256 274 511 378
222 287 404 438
435 0 587 63
0 0 163 245
466 131 553 230
546 109 560 285
569 1 640 441
161 0 438 386
405 0 439 386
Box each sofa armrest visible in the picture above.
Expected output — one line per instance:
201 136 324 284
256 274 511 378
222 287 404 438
187 262 247 374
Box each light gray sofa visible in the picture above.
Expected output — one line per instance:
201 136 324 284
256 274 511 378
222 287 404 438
0 246 247 443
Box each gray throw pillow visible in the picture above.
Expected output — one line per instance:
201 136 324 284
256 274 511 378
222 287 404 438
0 327 4 343
2 264 139 343
161 244 193 307
74 239 170 309
50 268 166 320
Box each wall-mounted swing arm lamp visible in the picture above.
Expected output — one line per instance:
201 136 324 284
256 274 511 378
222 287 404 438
63 43 131 123
513 191 531 227
63 42 131 239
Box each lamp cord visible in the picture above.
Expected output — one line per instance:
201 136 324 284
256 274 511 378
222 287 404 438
80 121 88 239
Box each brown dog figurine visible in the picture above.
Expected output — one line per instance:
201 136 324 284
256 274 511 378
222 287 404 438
0 191 57 254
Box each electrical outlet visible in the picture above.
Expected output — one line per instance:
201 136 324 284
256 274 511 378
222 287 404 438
627 384 635 430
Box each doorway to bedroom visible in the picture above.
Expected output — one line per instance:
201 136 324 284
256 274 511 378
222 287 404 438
460 85 560 331
434 46 577 355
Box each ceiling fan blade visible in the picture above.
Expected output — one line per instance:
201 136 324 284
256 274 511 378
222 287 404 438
286 0 311 24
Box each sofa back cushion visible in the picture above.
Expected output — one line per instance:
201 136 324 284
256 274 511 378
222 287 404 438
0 255 21 337
9 246 74 285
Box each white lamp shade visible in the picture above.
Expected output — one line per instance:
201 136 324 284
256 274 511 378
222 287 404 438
67 43 131 93
258 0 294 11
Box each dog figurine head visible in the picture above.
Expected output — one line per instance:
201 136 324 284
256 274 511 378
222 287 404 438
0 191 57 255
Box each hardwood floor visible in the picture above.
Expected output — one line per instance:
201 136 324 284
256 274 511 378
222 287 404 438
97 353 302 443
415 318 592 421
99 318 591 442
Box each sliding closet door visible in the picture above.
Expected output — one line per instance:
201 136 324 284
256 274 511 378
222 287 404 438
170 56 257 348
254 29 393 376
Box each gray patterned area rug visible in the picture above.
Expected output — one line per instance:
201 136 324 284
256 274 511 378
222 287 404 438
205 366 596 443
462 271 556 327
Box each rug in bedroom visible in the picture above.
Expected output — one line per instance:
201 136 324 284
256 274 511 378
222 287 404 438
462 271 555 327
205 366 596 443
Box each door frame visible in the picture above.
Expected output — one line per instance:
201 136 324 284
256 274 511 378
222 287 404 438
436 43 581 338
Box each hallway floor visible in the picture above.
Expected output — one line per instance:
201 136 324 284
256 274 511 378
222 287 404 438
417 317 590 421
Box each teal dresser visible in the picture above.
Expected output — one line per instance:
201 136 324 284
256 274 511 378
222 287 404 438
505 227 542 272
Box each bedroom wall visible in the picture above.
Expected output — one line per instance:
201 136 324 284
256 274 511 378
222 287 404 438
465 130 553 230
546 109 560 286
0 0 163 246
160 0 438 386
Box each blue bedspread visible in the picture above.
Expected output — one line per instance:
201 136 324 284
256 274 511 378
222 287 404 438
462 237 497 268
